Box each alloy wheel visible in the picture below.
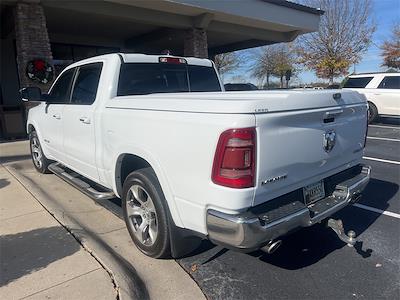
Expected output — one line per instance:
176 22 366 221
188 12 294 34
30 136 43 169
126 184 158 246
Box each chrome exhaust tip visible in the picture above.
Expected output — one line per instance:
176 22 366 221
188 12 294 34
262 240 282 254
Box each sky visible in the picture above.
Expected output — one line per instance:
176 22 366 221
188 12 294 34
223 0 400 85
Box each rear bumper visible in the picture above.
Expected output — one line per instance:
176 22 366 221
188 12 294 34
206 164 371 251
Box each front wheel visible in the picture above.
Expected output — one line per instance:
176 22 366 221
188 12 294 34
122 168 171 258
29 131 51 173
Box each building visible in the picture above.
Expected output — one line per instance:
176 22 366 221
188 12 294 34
0 0 322 139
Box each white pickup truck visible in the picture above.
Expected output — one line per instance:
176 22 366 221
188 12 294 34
21 53 371 258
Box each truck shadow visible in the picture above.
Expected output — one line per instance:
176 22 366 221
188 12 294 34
0 154 31 164
0 178 10 189
0 226 80 286
248 178 398 269
373 117 400 126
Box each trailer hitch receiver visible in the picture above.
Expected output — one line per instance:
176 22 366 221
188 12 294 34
326 218 357 246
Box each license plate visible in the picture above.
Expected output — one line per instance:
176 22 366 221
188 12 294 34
303 180 325 205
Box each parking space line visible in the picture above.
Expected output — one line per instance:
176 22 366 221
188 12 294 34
369 125 400 130
363 156 400 165
353 203 400 219
367 136 400 142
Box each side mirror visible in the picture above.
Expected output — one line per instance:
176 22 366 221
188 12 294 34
20 87 43 102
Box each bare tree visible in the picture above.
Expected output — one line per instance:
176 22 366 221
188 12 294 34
272 44 297 88
251 44 297 88
381 24 400 70
213 52 241 77
296 0 375 84
251 46 277 88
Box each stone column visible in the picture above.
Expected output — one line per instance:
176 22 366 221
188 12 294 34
183 28 208 58
14 1 54 92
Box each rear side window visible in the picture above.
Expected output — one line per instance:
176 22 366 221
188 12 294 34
378 76 400 89
117 63 221 96
343 77 373 88
187 65 221 92
48 68 75 103
71 63 103 104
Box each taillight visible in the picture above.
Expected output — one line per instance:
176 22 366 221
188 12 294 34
159 57 187 64
212 127 256 188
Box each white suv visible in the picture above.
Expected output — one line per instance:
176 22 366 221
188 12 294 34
343 73 399 123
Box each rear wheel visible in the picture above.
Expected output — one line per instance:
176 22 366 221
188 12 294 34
122 168 171 258
29 131 51 173
368 101 378 124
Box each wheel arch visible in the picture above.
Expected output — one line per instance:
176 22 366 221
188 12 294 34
367 100 379 113
26 121 51 158
113 152 184 228
27 123 35 134
367 100 379 123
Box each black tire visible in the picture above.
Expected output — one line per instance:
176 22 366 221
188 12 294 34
122 167 171 258
368 101 378 124
29 131 51 174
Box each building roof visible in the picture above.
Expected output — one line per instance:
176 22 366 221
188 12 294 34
262 0 324 16
2 0 323 55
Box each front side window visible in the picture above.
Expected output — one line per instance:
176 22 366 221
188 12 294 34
117 63 221 96
71 63 103 104
48 68 75 103
343 77 373 88
378 76 400 89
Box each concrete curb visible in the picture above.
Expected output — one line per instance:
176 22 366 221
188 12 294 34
4 164 149 300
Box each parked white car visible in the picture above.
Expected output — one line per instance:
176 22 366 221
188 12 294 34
21 53 370 258
343 73 400 123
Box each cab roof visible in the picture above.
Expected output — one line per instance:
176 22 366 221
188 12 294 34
349 72 399 78
119 53 213 67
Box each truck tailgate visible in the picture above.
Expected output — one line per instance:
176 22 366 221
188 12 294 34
253 100 368 206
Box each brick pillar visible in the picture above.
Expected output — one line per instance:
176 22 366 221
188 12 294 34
15 1 54 92
184 28 208 58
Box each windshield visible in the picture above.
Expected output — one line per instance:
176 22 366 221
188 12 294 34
117 63 221 96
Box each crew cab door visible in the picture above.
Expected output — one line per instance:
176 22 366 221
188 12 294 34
62 62 103 182
40 67 75 160
375 75 400 115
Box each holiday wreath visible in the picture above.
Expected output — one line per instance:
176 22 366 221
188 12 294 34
26 59 54 84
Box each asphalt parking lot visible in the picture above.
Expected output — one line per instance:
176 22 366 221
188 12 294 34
176 119 400 300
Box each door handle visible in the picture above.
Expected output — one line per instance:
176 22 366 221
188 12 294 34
324 109 343 118
52 114 61 120
79 116 91 124
373 93 381 96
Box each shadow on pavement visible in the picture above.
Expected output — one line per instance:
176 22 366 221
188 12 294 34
0 178 10 189
0 155 31 164
248 220 369 270
373 117 400 126
359 178 399 211
0 226 80 286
